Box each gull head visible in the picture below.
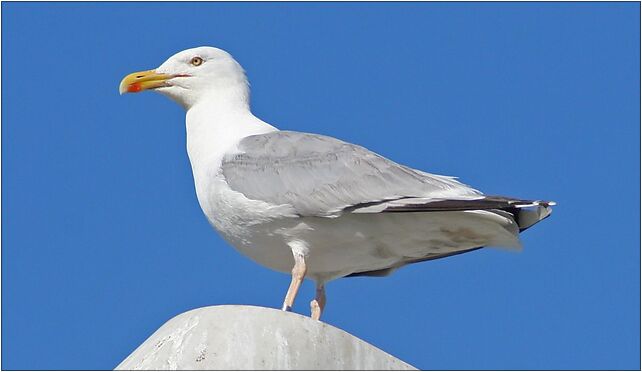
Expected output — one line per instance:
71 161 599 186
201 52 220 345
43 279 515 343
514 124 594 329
119 46 249 109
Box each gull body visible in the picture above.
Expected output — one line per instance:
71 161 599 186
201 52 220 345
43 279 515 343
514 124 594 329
120 46 554 319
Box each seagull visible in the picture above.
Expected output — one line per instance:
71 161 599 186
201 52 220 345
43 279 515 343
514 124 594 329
119 46 554 320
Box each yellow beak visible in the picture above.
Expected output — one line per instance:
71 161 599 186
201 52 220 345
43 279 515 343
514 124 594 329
119 69 174 95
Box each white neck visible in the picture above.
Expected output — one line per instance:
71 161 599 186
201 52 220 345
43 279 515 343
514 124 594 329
185 94 278 176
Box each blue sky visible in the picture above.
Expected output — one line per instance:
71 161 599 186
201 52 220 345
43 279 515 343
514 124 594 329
2 2 639 370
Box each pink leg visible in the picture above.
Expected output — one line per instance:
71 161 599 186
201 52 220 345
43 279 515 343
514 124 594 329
310 282 326 320
281 252 307 311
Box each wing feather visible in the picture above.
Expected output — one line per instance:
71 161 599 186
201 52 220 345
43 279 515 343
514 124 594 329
221 131 481 216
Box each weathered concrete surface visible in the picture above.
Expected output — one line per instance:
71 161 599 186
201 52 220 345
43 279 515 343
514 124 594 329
116 305 416 370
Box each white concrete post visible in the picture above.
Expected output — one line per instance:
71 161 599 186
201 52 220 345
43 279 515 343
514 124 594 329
116 305 416 370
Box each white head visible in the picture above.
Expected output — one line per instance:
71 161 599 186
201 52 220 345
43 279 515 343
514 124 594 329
119 46 250 110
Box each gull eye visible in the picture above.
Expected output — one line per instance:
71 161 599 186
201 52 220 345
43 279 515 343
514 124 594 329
190 56 204 66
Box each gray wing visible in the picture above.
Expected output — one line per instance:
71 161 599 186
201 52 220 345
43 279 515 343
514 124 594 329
220 131 482 217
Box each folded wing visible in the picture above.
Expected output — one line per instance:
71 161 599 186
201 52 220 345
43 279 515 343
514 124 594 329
221 131 484 217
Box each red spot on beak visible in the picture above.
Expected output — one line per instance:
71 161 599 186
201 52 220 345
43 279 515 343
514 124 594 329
128 82 142 93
